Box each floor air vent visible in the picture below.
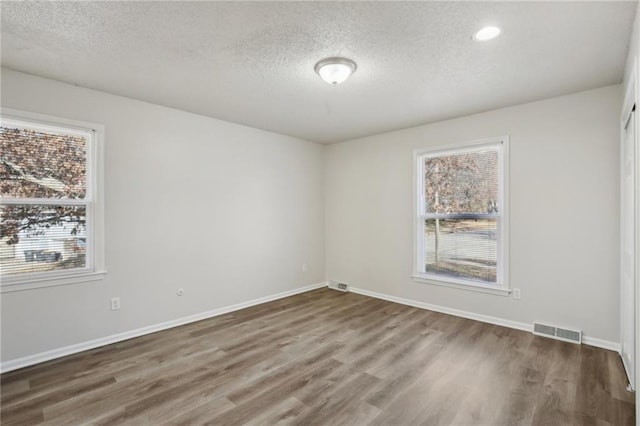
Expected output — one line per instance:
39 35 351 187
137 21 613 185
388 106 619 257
329 281 349 292
533 322 582 344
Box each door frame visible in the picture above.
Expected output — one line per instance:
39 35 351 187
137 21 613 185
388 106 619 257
619 57 640 402
621 59 637 393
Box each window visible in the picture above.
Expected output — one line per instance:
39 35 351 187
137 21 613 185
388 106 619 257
0 109 104 291
413 137 509 294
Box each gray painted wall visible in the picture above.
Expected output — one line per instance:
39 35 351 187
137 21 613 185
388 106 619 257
325 85 622 344
1 69 326 363
0 69 624 365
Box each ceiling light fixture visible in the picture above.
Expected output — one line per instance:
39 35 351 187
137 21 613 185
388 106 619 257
314 57 357 85
473 26 501 42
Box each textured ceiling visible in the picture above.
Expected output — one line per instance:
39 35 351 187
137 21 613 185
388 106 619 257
1 1 637 144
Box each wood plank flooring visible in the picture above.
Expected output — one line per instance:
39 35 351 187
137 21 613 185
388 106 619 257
1 288 635 425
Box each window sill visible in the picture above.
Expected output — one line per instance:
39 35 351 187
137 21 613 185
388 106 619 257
411 274 510 296
1 271 107 293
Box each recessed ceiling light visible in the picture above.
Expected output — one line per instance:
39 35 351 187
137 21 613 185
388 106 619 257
473 26 501 42
314 57 357 85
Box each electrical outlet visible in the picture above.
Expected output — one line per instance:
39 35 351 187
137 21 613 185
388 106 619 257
111 297 120 310
512 288 521 300
177 288 184 296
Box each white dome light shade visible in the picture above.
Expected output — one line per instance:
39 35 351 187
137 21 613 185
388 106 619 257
473 26 501 41
314 57 357 85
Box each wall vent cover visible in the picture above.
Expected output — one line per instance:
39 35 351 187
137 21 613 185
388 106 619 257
329 281 349 292
533 322 582 344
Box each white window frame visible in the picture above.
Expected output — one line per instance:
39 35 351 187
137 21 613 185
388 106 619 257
0 108 105 292
412 136 510 296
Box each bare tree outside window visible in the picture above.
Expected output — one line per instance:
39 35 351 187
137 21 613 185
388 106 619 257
423 148 499 284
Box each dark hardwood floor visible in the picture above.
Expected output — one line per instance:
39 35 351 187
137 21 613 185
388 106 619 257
1 288 635 425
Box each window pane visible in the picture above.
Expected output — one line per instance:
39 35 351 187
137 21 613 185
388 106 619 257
0 205 87 276
424 149 498 214
425 218 496 283
0 125 87 199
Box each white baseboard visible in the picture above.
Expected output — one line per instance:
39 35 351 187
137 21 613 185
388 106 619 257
581 336 620 352
1 282 328 373
3 282 619 373
349 286 620 353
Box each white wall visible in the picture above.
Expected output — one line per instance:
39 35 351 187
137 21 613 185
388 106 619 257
624 2 639 90
0 67 625 365
1 69 325 363
622 1 640 412
325 85 622 344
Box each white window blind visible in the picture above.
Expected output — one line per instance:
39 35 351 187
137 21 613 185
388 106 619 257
414 138 508 291
1 117 94 280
